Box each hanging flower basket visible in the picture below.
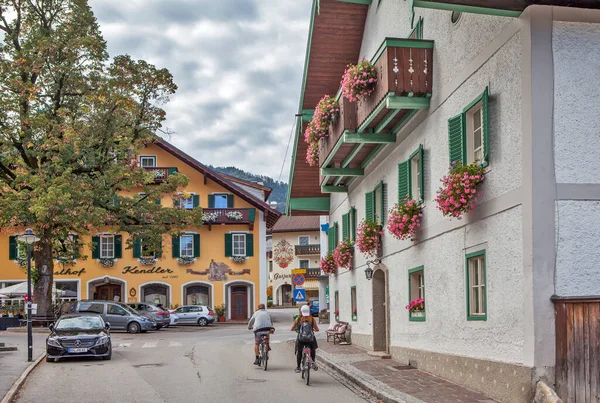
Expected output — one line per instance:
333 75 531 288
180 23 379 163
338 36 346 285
312 95 339 138
98 258 115 268
230 256 247 264
177 257 195 266
225 211 243 221
356 218 383 258
139 257 157 266
435 162 486 219
341 59 378 102
320 252 337 275
305 140 320 166
333 238 354 269
387 197 423 241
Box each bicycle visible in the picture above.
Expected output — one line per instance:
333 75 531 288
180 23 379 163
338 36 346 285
300 345 314 385
257 333 270 371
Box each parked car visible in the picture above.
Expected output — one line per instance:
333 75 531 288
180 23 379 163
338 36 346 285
126 302 172 329
309 300 319 317
46 314 111 362
168 310 179 326
174 305 214 327
60 300 156 333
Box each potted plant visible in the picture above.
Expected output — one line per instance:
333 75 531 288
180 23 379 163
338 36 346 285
387 197 423 241
333 238 354 269
214 304 227 322
435 161 486 219
352 307 357 321
320 252 337 275
406 298 425 318
356 218 383 258
334 309 339 321
341 59 378 102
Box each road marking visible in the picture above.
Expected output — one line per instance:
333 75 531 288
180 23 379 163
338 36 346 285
142 342 158 348
168 341 182 347
118 343 132 348
270 340 282 344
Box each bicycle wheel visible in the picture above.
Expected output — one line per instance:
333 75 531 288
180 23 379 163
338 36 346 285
258 344 264 367
301 353 306 379
305 360 311 386
263 348 268 371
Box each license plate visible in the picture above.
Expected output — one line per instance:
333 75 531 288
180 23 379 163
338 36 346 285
68 348 88 353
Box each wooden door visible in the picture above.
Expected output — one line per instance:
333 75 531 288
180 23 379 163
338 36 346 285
96 285 122 302
231 286 248 320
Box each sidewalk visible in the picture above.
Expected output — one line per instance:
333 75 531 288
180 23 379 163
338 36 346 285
0 333 46 401
317 342 497 403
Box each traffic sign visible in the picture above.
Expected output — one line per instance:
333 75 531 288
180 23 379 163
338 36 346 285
293 288 306 302
291 269 306 274
293 274 305 286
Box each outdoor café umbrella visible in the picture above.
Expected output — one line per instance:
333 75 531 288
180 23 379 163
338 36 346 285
0 282 66 298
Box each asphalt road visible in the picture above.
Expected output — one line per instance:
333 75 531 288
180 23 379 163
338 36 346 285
14 309 369 403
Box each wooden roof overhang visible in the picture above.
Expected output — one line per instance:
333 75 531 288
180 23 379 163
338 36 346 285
412 0 600 17
287 0 369 216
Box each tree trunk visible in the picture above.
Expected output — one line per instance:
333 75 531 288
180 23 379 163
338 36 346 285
33 237 55 318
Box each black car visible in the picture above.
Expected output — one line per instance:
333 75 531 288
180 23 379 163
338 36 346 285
46 314 112 362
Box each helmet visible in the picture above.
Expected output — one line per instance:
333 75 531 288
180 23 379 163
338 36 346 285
301 305 310 317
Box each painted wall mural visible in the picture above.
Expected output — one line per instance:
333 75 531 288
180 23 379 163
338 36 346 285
186 259 251 281
273 239 294 268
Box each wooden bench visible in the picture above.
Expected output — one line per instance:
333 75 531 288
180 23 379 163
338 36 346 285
326 321 349 344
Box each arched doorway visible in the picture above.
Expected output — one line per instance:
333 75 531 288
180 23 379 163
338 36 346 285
183 283 212 307
140 283 170 307
88 276 126 302
372 268 388 352
278 284 292 306
225 281 254 320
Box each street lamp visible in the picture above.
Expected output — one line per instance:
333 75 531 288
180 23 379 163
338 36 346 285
364 259 380 281
17 228 40 362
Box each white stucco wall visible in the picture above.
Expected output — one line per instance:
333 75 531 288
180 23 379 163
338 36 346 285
553 21 600 184
555 201 600 296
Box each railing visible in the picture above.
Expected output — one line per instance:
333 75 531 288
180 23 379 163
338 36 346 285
305 268 321 278
295 244 321 256
144 167 178 183
202 208 256 225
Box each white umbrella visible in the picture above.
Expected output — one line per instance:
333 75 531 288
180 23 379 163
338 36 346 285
0 282 66 298
0 293 7 299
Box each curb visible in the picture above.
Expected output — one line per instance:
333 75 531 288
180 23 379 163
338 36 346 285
1 353 44 403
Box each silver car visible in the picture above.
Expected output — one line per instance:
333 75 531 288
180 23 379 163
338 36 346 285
126 303 171 329
174 305 214 327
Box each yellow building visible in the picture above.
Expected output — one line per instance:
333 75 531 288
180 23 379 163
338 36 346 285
0 139 280 320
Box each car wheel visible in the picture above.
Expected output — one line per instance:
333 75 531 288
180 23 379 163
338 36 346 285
197 318 208 327
127 322 141 334
103 348 112 361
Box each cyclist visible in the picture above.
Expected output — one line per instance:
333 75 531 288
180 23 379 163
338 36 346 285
290 304 319 373
248 303 274 365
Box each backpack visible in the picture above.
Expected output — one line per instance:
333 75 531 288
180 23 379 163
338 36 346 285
297 319 314 343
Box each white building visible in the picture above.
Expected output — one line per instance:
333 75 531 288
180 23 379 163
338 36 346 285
286 1 600 402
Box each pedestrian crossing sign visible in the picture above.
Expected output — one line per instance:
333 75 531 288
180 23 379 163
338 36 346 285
294 288 306 302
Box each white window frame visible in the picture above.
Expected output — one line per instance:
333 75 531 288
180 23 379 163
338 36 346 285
180 235 194 258
374 183 384 224
178 193 195 210
139 156 157 168
140 240 156 258
232 233 246 257
298 235 310 246
410 153 421 201
468 255 486 317
100 235 115 259
213 193 229 209
465 102 484 165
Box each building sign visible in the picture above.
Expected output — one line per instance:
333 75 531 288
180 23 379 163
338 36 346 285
273 239 294 268
54 267 86 277
273 273 292 280
122 266 174 275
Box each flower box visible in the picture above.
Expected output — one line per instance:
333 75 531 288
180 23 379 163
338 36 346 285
177 257 195 266
410 311 425 318
352 313 357 322
98 258 115 268
139 257 157 266
435 162 486 219
231 256 247 264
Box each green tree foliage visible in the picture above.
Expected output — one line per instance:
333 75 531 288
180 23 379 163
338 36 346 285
0 0 202 315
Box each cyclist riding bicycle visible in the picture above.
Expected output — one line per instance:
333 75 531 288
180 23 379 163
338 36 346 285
290 304 319 373
248 303 274 365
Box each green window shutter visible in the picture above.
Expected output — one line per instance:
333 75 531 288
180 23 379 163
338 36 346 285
171 236 180 258
169 167 178 175
9 235 17 260
193 234 200 257
448 114 466 165
227 194 234 208
248 208 256 222
208 195 215 208
334 222 339 246
380 183 387 224
246 234 254 257
155 240 162 258
482 87 489 164
173 197 179 208
192 194 200 208
72 234 80 259
398 160 410 201
155 198 161 205
327 228 334 253
350 207 357 241
133 238 141 258
418 146 424 201
91 236 100 259
365 191 374 222
224 234 233 257
114 235 122 259
342 213 350 240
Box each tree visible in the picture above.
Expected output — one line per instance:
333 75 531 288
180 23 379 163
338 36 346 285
0 0 202 315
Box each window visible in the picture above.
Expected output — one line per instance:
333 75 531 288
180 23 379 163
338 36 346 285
107 304 127 316
233 233 246 256
366 182 386 225
214 194 228 208
398 145 424 202
334 291 339 316
466 251 487 320
100 235 114 259
409 16 424 39
180 196 194 209
139 156 156 167
327 222 338 253
299 260 309 269
448 88 489 167
298 236 309 246
78 302 104 314
351 287 357 321
180 235 194 258
341 208 357 241
408 266 425 322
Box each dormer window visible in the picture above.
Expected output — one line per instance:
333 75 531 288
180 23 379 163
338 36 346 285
139 156 156 168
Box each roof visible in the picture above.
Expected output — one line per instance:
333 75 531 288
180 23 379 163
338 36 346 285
152 138 282 228
218 172 273 200
270 215 321 233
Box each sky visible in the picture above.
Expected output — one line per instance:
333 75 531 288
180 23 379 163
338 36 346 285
89 0 312 181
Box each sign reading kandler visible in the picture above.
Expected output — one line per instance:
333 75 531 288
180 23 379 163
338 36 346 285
122 266 174 275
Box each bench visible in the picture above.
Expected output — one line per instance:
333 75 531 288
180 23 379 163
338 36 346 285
326 321 349 344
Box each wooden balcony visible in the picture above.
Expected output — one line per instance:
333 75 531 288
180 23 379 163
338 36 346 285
202 208 257 230
305 268 321 279
144 167 178 183
319 38 434 193
295 244 321 256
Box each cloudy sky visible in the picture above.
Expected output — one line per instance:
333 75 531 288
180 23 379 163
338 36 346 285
89 0 312 181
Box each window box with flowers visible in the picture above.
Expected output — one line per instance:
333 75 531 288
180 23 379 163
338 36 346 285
225 211 243 221
341 59 378 103
98 258 115 268
334 309 339 322
387 197 423 241
230 255 247 264
177 256 195 266
333 238 354 270
139 257 157 266
304 95 339 166
320 252 337 275
202 212 219 223
355 218 383 258
352 307 357 322
407 266 426 322
435 162 486 219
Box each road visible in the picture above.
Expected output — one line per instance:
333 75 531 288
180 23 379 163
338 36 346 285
14 309 370 403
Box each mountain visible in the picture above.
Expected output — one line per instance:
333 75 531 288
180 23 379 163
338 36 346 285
208 166 288 213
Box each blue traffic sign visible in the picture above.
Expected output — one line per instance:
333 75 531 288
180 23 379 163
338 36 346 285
293 288 306 302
